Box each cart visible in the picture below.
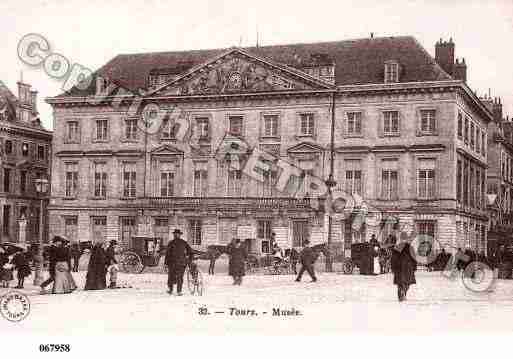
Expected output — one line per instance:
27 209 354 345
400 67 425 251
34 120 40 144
119 236 165 274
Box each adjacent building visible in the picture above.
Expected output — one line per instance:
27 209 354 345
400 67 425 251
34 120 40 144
46 36 493 255
0 80 52 244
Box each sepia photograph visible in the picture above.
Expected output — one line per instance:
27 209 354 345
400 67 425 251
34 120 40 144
0 0 512 356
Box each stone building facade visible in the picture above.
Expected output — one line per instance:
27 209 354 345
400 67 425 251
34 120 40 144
46 36 492 255
0 80 52 244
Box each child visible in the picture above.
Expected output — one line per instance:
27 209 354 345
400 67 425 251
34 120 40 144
13 246 31 289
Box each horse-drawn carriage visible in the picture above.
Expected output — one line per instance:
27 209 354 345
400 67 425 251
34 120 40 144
119 236 166 273
339 242 392 274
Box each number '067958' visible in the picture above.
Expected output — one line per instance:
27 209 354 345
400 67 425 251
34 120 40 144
39 344 71 352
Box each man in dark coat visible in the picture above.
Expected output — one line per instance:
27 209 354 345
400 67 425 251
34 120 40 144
295 240 317 282
40 240 58 293
85 242 108 290
228 238 247 285
70 242 81 272
391 239 417 302
165 229 193 295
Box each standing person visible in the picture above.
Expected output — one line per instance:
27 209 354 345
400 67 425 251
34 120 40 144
165 229 193 296
52 237 77 294
295 240 317 283
70 242 81 272
12 245 31 289
369 235 380 275
106 240 119 289
85 240 108 290
391 235 417 302
0 247 13 288
40 239 57 293
228 238 247 285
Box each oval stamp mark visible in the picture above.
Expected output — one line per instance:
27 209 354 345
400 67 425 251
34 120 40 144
0 291 31 322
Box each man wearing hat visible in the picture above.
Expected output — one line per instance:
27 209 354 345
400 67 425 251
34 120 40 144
165 229 194 295
295 239 317 283
106 240 118 289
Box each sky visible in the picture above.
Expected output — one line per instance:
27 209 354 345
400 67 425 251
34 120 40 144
1 0 512 130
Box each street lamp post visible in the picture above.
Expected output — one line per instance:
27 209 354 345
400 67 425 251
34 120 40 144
325 91 337 273
33 177 49 286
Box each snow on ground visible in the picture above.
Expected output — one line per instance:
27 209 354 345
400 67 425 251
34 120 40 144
1 257 512 334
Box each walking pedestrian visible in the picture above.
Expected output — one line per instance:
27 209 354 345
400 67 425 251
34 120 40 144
106 240 119 289
391 235 417 302
165 229 193 296
295 240 317 282
228 238 247 285
85 240 108 290
70 242 81 272
52 237 77 294
40 239 58 293
12 245 31 289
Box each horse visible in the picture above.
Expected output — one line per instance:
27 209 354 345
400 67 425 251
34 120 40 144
285 243 330 274
198 239 252 275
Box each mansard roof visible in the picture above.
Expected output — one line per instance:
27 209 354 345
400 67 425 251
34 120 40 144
56 36 452 97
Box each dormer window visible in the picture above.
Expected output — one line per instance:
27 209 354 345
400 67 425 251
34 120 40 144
384 61 400 83
96 76 108 95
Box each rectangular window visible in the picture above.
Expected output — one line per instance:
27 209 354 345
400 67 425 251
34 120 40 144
299 113 315 136
383 111 399 135
125 119 138 140
91 216 107 242
481 133 486 156
476 128 481 154
463 160 469 206
257 220 272 253
420 109 436 133
457 159 462 203
3 168 11 193
381 170 398 200
154 218 170 245
65 163 78 198
94 162 107 198
196 117 210 140
21 143 29 157
347 112 362 135
470 123 475 149
119 217 136 247
229 115 243 136
161 118 175 139
292 220 309 247
345 169 362 195
66 121 80 143
464 117 469 143
261 170 278 197
64 216 78 242
418 169 435 199
457 113 463 139
95 119 108 141
189 219 202 246
470 166 475 207
193 166 208 197
5 140 12 155
3 205 10 235
37 145 45 160
416 221 436 238
122 163 137 198
476 167 481 209
160 171 174 197
227 169 242 196
385 62 399 83
263 114 279 137
20 170 27 194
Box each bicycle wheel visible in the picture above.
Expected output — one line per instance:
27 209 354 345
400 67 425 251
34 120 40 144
186 267 196 295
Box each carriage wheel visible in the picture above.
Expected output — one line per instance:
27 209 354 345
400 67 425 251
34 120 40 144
342 260 354 274
120 251 144 274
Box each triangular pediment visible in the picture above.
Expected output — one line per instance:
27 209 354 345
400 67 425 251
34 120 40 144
148 48 333 97
150 144 184 156
287 142 325 154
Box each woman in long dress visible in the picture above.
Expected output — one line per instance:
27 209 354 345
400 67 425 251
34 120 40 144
85 241 108 290
52 237 77 294
228 239 247 285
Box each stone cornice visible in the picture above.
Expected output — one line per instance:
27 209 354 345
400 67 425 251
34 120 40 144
0 122 53 140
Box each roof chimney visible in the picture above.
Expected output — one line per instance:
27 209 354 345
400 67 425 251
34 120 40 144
435 38 455 76
453 57 467 82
